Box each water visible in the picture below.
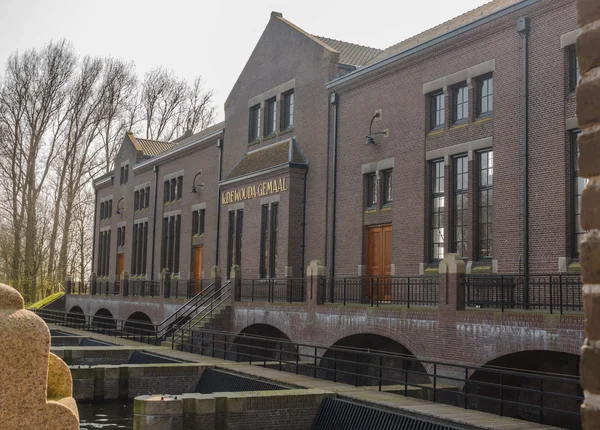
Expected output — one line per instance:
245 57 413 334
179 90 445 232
78 402 133 429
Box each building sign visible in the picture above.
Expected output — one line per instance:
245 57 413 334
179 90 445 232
221 178 288 204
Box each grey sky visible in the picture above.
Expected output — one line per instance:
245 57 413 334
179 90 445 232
0 0 490 121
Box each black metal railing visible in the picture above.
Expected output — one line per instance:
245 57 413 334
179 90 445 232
69 281 89 295
35 307 582 427
239 278 306 303
463 274 583 313
92 280 119 296
164 279 212 299
128 280 160 297
318 276 438 307
170 327 581 428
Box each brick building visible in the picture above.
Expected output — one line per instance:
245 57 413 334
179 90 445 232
93 0 582 285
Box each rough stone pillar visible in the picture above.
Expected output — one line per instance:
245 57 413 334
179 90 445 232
0 283 79 429
576 2 600 427
230 265 241 301
134 395 183 430
65 276 72 295
122 271 129 297
211 265 222 292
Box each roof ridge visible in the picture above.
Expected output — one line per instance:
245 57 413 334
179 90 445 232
313 35 382 52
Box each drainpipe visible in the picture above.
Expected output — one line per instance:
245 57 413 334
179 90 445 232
329 92 339 280
150 165 159 281
518 16 530 305
301 165 309 277
91 188 98 276
215 138 224 266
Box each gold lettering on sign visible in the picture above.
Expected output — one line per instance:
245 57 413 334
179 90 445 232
221 178 288 204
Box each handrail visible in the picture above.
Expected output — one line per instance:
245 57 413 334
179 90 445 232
171 283 231 345
156 282 216 339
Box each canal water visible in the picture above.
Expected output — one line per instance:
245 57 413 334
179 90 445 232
78 402 133 429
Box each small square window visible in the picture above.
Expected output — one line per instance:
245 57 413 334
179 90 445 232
569 46 580 93
366 173 378 208
265 98 277 136
477 76 493 117
430 91 445 130
453 85 469 124
382 170 393 205
282 90 294 129
249 104 261 141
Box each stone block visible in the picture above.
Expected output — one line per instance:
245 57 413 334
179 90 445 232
578 0 600 28
439 254 466 274
579 125 600 178
582 402 600 430
581 178 600 230
578 21 600 75
581 343 600 393
577 68 600 127
584 288 600 340
581 231 600 284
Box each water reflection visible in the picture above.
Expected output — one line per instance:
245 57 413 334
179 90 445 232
78 402 132 429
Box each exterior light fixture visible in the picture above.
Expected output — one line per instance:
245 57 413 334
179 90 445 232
191 170 204 193
116 197 125 215
366 111 386 145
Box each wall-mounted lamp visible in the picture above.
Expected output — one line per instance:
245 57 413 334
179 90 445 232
191 170 204 193
366 112 386 145
116 197 125 215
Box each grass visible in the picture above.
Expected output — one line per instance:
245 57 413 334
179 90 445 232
27 291 64 310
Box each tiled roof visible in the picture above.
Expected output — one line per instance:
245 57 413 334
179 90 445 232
226 139 307 180
365 0 523 66
174 122 225 147
314 37 382 67
128 133 174 157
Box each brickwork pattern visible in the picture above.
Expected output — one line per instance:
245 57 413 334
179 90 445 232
575 0 600 427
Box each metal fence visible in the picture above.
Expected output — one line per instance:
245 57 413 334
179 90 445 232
126 279 160 297
92 280 119 296
239 278 306 303
463 274 582 313
318 277 438 307
69 281 89 295
164 279 212 299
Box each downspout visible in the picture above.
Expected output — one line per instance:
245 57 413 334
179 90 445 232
329 92 339 280
91 188 98 276
215 138 224 266
301 165 309 277
150 165 159 280
518 17 530 304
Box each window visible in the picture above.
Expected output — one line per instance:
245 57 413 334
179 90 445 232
131 222 148 276
250 104 261 141
269 203 278 278
120 164 129 185
282 90 294 129
569 46 580 93
117 226 126 248
135 187 150 211
260 205 269 279
431 91 445 129
97 230 111 277
382 170 393 205
366 173 378 208
478 151 493 258
145 187 150 208
454 156 468 258
161 214 181 273
134 191 139 211
453 85 469 124
431 160 445 260
99 200 112 220
572 131 586 257
164 176 183 203
265 98 277 136
478 76 493 117
227 209 244 278
192 208 205 236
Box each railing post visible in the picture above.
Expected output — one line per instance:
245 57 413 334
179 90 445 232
343 278 347 306
90 273 97 296
407 277 411 308
230 265 241 301
559 274 564 315
65 276 72 295
210 265 222 296
162 270 171 298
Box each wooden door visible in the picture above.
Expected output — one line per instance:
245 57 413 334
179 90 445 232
366 225 392 301
193 246 204 294
117 254 124 281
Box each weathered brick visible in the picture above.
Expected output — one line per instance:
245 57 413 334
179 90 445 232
581 178 600 230
582 403 600 430
579 125 600 178
577 68 600 127
581 231 600 284
577 0 600 27
581 343 600 393
577 21 600 74
584 290 600 340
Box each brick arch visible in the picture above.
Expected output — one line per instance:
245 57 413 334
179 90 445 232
235 322 294 343
468 343 582 370
92 308 116 331
124 311 155 336
67 306 85 325
233 323 296 362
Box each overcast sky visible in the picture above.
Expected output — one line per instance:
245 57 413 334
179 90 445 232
0 0 490 121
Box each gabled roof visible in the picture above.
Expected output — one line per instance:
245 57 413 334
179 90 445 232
365 0 523 66
314 37 382 67
127 133 174 157
225 139 307 181
174 122 225 147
